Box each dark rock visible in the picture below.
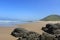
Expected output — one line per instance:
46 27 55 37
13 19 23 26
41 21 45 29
11 28 28 37
11 23 60 40
41 23 60 40
11 28 40 40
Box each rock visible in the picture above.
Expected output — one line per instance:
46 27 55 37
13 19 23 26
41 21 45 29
41 23 60 40
11 28 40 40
11 23 60 40
11 28 28 37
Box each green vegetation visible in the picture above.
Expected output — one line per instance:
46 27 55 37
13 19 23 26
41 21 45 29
40 15 60 21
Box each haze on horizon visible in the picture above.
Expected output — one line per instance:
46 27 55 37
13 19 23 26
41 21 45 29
0 0 60 21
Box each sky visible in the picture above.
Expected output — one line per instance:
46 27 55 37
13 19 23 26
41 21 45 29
0 0 60 21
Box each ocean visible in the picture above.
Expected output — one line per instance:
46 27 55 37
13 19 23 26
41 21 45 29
0 20 28 26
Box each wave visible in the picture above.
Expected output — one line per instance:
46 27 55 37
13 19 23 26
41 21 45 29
0 20 28 26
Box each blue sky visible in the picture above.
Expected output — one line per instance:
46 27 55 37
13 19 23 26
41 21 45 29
0 0 60 21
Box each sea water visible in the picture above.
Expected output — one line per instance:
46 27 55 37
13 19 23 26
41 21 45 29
0 20 28 27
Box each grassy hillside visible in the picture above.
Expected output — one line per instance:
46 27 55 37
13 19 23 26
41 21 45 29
40 15 60 21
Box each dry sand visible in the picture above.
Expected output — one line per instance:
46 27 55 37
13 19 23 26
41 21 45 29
0 21 60 40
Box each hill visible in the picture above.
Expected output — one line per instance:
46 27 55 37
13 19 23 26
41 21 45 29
40 15 60 21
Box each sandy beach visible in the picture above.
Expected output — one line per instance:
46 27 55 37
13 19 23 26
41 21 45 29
0 21 60 40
